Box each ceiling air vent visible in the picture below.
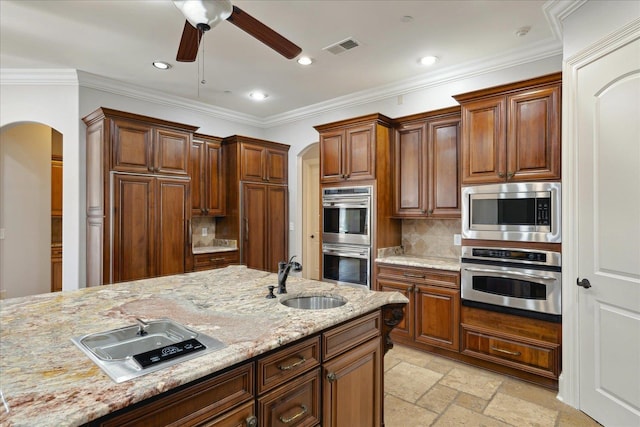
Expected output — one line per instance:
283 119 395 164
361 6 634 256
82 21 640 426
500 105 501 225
323 37 360 55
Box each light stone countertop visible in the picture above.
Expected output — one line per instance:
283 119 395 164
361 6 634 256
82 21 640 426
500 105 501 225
0 265 407 427
192 246 239 254
375 255 461 271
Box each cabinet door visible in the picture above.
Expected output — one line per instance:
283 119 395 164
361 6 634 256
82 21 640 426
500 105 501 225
265 148 288 185
112 174 156 282
190 139 205 215
111 119 154 173
319 130 345 182
376 278 413 342
428 117 461 217
414 285 460 351
156 178 189 277
266 185 288 273
243 183 267 270
241 143 267 182
507 84 561 181
460 96 506 184
205 141 225 215
51 247 62 292
394 122 428 217
154 128 190 176
322 337 381 427
51 160 63 216
345 124 375 181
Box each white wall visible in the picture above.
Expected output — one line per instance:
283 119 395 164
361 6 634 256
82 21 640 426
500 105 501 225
0 123 51 298
264 55 562 263
0 72 80 291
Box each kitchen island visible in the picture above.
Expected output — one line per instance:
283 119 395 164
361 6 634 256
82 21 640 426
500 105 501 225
0 265 407 426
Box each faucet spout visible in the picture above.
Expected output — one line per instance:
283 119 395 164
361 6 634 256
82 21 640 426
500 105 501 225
277 256 302 294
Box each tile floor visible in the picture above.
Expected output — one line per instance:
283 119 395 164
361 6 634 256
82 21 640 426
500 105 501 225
383 345 601 427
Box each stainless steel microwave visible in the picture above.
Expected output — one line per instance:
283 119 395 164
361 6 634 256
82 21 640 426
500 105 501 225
461 182 561 243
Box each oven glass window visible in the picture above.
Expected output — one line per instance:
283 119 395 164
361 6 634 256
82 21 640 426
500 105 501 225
472 198 545 226
472 276 547 300
323 253 368 286
323 207 368 235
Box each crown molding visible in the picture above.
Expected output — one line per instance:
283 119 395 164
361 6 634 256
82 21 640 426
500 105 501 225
0 69 79 85
543 0 588 41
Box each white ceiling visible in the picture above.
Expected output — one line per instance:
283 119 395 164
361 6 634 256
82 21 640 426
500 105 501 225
0 0 562 120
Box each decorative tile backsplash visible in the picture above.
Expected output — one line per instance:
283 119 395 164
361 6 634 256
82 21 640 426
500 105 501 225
401 219 462 259
191 217 217 248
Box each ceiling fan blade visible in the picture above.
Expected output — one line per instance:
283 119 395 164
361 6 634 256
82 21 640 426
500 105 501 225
176 20 202 62
227 6 302 60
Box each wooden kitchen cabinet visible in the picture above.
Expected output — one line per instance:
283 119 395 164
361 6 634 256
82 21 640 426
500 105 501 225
315 113 393 183
112 174 190 283
51 159 63 216
83 108 198 285
111 117 190 176
51 246 62 292
193 251 239 271
217 136 289 274
376 264 460 352
393 107 461 218
454 72 561 184
191 134 225 216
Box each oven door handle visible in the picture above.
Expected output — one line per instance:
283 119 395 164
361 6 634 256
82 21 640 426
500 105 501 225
323 249 369 258
463 267 557 281
322 199 370 208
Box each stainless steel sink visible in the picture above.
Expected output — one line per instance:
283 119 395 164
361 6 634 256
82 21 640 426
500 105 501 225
280 295 347 310
72 318 225 383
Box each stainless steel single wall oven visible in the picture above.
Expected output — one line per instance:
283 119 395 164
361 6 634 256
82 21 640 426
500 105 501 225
322 186 372 246
461 182 561 243
461 246 562 322
322 243 370 289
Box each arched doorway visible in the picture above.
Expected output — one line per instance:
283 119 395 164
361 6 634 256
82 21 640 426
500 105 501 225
0 122 63 298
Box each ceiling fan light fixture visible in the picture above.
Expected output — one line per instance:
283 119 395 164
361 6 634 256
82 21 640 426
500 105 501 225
152 61 171 70
173 0 232 29
249 91 268 101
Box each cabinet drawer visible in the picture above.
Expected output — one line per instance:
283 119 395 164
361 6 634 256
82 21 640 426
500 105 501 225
376 264 459 289
202 401 255 427
258 368 321 427
323 311 380 360
193 251 239 271
97 363 254 427
461 326 560 378
257 337 321 394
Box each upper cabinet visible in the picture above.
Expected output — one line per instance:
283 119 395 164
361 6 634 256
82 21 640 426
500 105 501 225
454 73 561 184
111 116 191 176
393 107 461 218
235 138 288 185
315 114 393 183
190 134 225 216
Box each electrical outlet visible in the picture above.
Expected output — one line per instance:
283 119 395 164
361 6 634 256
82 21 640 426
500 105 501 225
201 228 208 237
453 234 461 246
289 222 294 231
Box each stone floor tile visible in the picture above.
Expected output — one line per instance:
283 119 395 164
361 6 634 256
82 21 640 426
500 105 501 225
484 392 558 426
385 394 438 427
454 391 489 413
498 378 564 411
416 384 458 413
439 367 503 400
556 406 602 426
385 361 443 403
433 404 511 427
388 345 439 368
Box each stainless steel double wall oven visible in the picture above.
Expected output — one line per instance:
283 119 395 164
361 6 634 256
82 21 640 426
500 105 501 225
321 186 372 288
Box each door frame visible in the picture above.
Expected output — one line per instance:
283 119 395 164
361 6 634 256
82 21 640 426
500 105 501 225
298 143 320 280
559 19 640 408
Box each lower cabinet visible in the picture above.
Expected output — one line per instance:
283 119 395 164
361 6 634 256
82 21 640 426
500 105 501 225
86 309 392 427
193 251 240 271
51 246 62 292
376 263 460 352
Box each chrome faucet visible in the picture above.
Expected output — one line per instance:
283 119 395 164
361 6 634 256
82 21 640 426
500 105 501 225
277 256 302 294
135 318 150 336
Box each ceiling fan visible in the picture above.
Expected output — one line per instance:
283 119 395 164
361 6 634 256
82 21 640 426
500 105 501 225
173 0 302 62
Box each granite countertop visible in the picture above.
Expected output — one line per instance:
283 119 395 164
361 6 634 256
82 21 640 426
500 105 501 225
375 255 461 271
0 266 407 426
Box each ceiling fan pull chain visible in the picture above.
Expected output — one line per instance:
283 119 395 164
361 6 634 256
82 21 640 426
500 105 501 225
200 29 206 86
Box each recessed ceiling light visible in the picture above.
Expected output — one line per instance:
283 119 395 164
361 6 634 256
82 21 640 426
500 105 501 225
419 55 439 66
515 26 531 37
297 56 313 66
152 61 171 70
249 91 268 101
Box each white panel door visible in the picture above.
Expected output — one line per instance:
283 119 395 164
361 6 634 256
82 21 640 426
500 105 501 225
576 35 640 426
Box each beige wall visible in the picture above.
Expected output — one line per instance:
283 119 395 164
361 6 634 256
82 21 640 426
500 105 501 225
0 123 52 298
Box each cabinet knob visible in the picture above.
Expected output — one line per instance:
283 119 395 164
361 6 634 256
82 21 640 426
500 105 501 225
420 209 426 214
327 372 338 382
507 171 514 179
428 209 433 215
246 415 258 427
498 172 505 178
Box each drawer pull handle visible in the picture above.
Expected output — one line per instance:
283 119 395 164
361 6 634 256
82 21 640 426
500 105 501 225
490 346 521 356
209 258 224 262
279 404 308 424
278 356 306 371
403 273 425 279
